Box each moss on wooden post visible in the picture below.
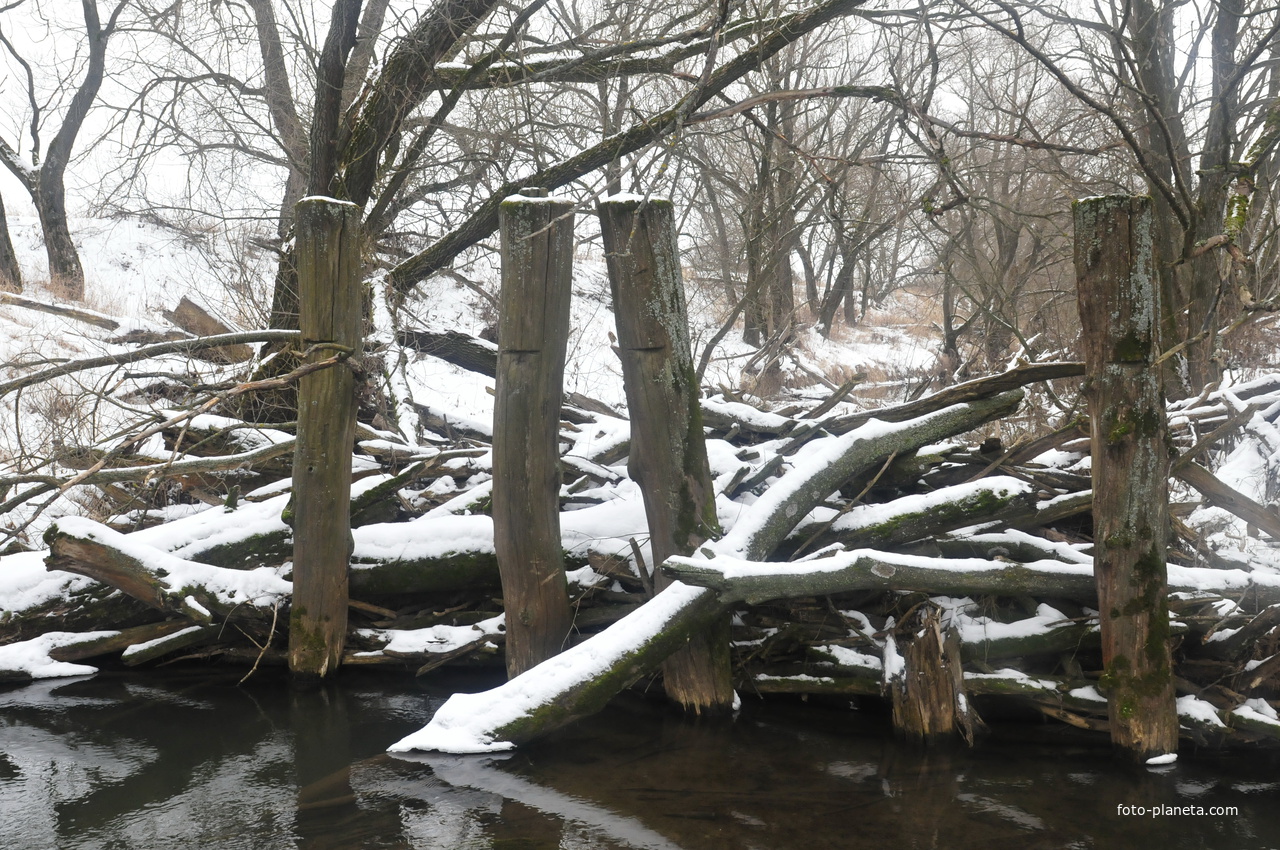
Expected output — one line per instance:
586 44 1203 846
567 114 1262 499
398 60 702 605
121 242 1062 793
288 197 362 679
1074 194 1177 761
494 191 576 677
600 196 732 714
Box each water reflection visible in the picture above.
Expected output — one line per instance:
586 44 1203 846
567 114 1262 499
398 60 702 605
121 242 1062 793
0 671 1277 849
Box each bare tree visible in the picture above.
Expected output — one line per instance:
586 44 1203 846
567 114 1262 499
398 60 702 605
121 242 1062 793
954 0 1280 392
0 0 128 300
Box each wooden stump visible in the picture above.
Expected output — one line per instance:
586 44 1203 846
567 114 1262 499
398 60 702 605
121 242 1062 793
494 190 575 677
288 197 363 679
884 605 972 742
600 196 732 713
1074 194 1177 760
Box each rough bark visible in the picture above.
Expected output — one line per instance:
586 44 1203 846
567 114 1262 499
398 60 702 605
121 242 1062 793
885 606 972 742
1075 194 1178 761
396 329 498 377
0 194 22 292
721 390 1025 561
336 0 503 206
601 196 731 713
288 198 363 678
492 193 575 677
663 548 1280 609
48 619 196 662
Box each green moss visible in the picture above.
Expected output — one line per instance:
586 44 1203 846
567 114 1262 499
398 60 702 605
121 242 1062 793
1112 330 1151 363
1108 419 1133 443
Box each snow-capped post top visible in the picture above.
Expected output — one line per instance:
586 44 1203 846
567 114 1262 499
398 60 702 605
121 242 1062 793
500 189 573 206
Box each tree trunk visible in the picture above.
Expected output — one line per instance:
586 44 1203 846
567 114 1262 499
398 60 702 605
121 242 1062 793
600 196 732 714
288 198 363 678
0 194 22 293
35 175 85 300
493 191 575 677
1074 194 1178 762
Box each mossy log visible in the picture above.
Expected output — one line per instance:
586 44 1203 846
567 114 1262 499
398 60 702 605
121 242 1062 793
0 575 158 643
664 550 1098 605
602 196 731 713
121 623 225 666
1076 193 1177 761
718 390 1025 561
47 620 197 662
45 518 288 623
664 549 1280 610
791 477 1039 553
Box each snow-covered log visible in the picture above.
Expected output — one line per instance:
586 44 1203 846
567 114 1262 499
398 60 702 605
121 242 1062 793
718 389 1025 561
45 517 290 623
663 549 1097 605
791 476 1038 552
1175 460 1280 541
664 548 1280 610
389 391 1028 752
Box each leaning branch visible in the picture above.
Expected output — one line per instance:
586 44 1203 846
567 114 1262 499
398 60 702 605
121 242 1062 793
0 329 301 398
387 0 872 291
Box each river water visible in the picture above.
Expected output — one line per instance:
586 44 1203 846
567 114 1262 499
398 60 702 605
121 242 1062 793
0 669 1276 849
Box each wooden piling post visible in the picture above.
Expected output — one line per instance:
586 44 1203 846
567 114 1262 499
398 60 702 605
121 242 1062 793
600 196 733 714
494 190 576 677
1074 194 1177 760
288 197 362 678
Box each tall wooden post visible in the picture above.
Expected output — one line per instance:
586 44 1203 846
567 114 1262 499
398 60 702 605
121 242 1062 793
1074 195 1177 760
494 190 575 677
600 196 733 714
288 197 362 678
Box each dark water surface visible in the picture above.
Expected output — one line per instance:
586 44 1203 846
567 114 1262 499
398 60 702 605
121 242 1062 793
1 669 1277 849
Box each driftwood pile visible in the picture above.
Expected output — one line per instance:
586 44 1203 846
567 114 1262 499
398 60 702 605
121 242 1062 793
3 336 1280 748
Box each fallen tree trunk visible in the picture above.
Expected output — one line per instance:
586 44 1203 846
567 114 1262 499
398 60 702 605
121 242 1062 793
45 517 290 622
389 392 1028 752
665 549 1097 604
718 390 1024 560
789 476 1039 553
827 362 1083 435
1175 460 1280 542
664 549 1280 610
